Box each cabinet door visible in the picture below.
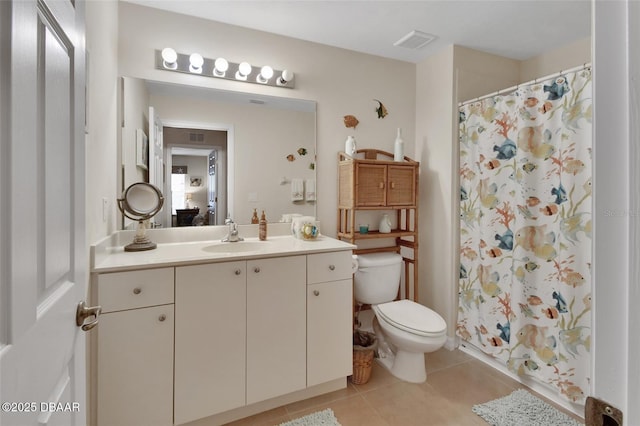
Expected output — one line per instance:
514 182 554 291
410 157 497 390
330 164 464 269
355 163 387 206
307 279 353 386
97 305 174 426
174 262 246 424
387 165 416 206
247 256 306 404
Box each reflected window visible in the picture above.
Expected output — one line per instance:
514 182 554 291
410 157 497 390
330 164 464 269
171 174 186 213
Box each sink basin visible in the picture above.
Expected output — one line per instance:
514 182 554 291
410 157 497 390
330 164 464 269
202 241 271 254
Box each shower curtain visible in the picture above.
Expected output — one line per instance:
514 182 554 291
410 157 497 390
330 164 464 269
457 67 592 404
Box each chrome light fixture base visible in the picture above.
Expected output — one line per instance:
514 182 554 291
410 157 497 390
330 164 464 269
155 49 295 89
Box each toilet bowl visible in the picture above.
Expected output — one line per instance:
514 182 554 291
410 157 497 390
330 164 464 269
353 253 447 383
372 299 446 382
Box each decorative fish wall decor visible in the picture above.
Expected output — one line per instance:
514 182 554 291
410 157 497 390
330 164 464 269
343 115 359 129
374 99 388 118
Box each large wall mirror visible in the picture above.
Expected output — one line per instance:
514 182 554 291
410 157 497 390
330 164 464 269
120 77 316 228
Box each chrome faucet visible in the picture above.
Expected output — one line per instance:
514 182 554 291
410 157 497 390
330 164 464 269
222 217 243 242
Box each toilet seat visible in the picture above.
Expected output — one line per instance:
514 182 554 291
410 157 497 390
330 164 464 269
374 299 446 337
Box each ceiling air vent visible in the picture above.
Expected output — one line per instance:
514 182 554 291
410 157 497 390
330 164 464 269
394 30 436 49
189 132 205 143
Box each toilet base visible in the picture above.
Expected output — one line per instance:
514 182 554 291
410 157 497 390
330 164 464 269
376 349 427 383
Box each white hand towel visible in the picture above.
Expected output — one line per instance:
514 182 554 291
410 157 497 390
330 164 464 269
305 179 316 201
291 178 304 201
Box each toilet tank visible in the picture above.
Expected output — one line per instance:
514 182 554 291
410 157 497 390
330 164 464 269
353 253 402 305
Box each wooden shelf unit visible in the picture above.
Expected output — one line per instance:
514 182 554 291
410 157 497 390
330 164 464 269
338 149 419 302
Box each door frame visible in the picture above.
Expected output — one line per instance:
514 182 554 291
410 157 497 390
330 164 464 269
162 119 234 226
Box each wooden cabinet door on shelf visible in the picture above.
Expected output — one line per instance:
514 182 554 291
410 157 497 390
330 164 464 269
387 164 416 206
355 163 387 206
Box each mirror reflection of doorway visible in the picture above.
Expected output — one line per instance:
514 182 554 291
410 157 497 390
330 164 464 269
163 127 227 227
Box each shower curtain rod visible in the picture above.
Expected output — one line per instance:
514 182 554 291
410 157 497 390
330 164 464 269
458 62 592 107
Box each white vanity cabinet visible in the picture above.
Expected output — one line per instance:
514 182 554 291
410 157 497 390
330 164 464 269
94 267 174 426
306 252 354 386
91 232 355 426
174 255 306 424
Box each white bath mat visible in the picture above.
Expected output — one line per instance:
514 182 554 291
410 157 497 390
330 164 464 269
277 408 341 426
472 389 583 426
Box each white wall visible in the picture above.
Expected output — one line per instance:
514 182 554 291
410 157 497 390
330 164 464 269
455 46 521 104
85 0 119 244
520 37 591 82
628 1 640 420
414 46 456 329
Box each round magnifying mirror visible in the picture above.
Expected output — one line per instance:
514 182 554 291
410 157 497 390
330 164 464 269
117 182 164 252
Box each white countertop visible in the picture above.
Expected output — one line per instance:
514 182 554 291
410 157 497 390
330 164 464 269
91 225 355 273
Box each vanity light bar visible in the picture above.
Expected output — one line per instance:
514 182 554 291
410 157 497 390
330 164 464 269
155 49 295 89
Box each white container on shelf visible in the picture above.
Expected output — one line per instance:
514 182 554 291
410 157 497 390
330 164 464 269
345 136 357 156
379 214 392 233
393 128 404 161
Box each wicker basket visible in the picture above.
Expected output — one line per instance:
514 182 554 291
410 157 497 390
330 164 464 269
352 330 377 385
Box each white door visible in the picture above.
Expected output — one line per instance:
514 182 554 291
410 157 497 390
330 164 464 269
0 1 92 425
148 106 164 226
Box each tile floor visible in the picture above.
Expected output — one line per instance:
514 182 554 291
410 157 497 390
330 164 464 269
225 348 584 426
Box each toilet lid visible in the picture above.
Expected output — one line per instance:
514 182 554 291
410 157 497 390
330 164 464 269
374 299 446 337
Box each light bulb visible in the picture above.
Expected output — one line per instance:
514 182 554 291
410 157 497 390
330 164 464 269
236 61 252 80
257 65 274 83
278 69 294 85
213 57 229 77
161 47 177 69
189 53 204 73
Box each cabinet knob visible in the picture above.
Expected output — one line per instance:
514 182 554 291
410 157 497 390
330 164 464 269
158 314 166 322
133 287 142 295
234 269 242 275
390 182 396 189
254 267 261 273
328 264 336 271
379 182 384 189
313 290 320 296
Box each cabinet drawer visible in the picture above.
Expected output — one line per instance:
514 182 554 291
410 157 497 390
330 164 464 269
97 268 174 313
307 251 353 284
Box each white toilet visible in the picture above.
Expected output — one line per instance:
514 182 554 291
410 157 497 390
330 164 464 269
353 252 447 383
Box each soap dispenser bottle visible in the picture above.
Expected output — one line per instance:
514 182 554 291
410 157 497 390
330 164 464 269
251 208 259 224
259 210 267 241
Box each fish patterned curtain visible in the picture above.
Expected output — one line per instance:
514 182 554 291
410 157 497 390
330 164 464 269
457 67 592 404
